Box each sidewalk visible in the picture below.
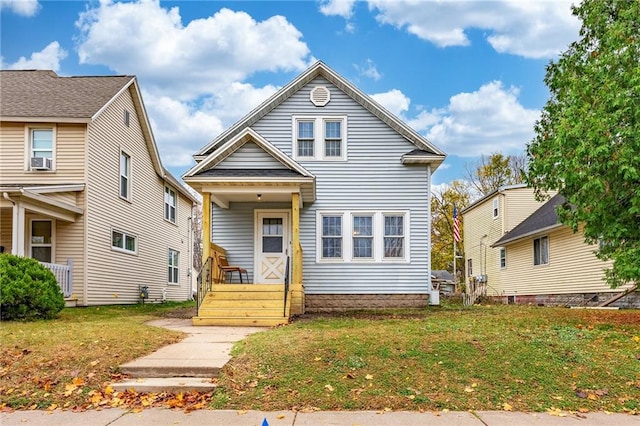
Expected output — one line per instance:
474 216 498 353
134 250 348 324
1 408 638 425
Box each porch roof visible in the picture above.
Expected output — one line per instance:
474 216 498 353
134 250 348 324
1 186 84 222
195 168 304 178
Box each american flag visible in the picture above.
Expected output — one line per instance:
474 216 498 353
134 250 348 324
453 205 461 243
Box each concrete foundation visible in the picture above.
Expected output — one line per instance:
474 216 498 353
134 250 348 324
305 293 430 312
494 290 640 308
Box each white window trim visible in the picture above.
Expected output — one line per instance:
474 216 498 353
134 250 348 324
292 115 347 161
168 248 179 285
24 125 57 171
492 198 499 219
499 247 507 269
316 210 410 263
29 218 55 263
120 150 132 201
164 186 177 224
533 235 549 266
111 228 137 255
467 259 473 277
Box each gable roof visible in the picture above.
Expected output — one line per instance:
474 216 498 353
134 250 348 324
193 61 446 168
184 127 315 179
0 70 198 204
491 194 565 247
0 70 134 122
460 184 529 215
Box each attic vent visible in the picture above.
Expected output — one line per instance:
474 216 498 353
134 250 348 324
310 86 330 107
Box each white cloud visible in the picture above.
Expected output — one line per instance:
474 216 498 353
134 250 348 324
1 41 67 71
76 1 311 99
318 0 356 18
354 58 382 81
144 82 279 168
417 81 540 157
0 0 40 17
367 0 579 58
370 89 410 117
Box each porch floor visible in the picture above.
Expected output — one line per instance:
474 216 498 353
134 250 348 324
194 284 291 327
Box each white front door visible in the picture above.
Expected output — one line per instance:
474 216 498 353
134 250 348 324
255 211 290 284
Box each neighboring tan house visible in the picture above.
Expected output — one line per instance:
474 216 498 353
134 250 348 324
0 70 198 306
184 61 447 326
463 188 639 307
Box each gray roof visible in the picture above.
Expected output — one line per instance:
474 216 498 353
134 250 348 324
431 270 455 281
194 168 304 178
0 70 133 119
492 194 565 247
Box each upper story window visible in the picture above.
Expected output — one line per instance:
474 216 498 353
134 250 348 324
297 120 315 158
492 198 499 218
165 186 177 223
467 259 473 276
29 128 54 171
533 236 549 265
292 116 346 161
120 151 131 200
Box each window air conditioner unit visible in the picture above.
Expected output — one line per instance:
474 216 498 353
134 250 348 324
31 157 52 170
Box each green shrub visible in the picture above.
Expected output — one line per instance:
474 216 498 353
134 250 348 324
0 254 65 321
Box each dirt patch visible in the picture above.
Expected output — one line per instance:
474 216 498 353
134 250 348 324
160 306 197 319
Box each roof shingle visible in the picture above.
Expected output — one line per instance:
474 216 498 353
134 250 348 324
0 70 133 119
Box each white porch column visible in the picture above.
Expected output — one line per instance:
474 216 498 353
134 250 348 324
12 202 26 256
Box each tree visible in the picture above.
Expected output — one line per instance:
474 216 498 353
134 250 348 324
431 180 472 281
465 152 526 196
526 0 640 288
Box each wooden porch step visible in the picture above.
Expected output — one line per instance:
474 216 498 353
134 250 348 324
197 307 286 317
204 291 284 301
192 316 288 327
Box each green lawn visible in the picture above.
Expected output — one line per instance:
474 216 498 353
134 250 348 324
1 301 638 414
213 303 640 413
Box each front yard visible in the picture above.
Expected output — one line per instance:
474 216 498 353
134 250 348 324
1 301 639 414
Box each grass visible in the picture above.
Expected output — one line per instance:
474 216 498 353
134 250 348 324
213 303 640 413
0 301 194 410
1 300 639 413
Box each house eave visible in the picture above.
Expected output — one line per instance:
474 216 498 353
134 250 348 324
401 154 446 170
0 116 91 124
491 223 564 247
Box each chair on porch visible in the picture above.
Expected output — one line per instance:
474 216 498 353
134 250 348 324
217 253 249 284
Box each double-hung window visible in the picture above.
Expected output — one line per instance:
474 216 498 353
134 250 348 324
321 215 342 259
120 151 131 200
383 215 404 258
500 248 507 269
168 249 179 284
533 236 549 265
297 120 315 158
31 129 53 160
492 198 499 218
352 215 373 259
324 119 342 158
165 186 177 223
112 229 137 254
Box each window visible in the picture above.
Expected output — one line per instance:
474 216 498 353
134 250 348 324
384 215 404 258
352 215 373 258
262 218 284 253
168 249 179 284
31 220 52 263
293 116 346 160
500 248 506 269
112 229 137 254
492 198 499 218
124 110 130 127
120 151 131 200
324 119 342 157
321 215 342 259
165 186 177 223
467 259 473 276
297 120 315 157
31 129 53 160
533 236 549 265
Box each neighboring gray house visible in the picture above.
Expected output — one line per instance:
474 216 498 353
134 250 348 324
184 61 446 325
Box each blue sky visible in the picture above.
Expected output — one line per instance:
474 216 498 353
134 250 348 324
0 0 581 187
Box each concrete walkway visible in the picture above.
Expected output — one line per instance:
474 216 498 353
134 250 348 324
114 318 264 392
1 408 638 425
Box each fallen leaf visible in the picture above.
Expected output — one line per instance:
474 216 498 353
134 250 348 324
503 403 513 411
365 374 373 380
578 408 589 413
464 386 474 393
277 414 285 419
314 357 322 361
90 360 99 366
324 384 334 392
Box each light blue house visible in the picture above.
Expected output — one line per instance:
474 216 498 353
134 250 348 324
184 61 446 325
